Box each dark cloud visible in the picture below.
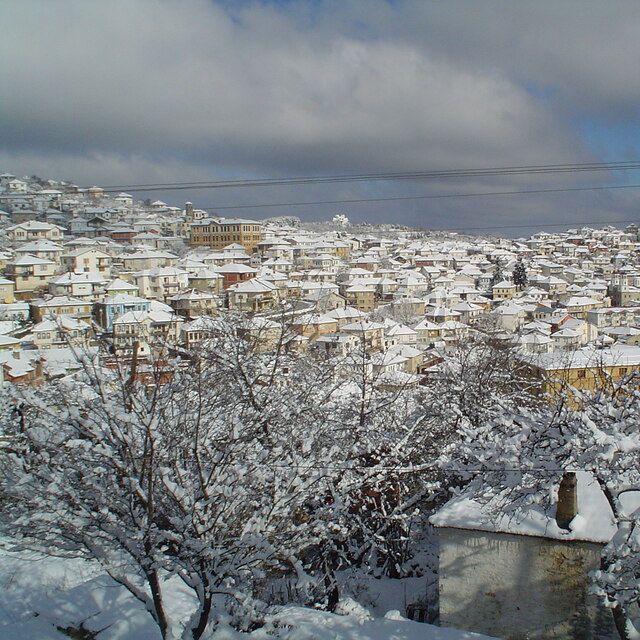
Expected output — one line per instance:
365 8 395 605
1 0 639 234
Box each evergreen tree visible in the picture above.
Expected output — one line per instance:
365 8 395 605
513 258 528 289
489 259 504 287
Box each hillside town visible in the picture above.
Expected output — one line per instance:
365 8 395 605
3 171 640 640
0 171 639 393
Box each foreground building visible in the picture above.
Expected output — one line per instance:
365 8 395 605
431 472 618 639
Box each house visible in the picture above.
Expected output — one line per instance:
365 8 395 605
187 268 224 295
180 316 219 348
523 344 640 403
385 323 418 346
413 319 443 349
118 249 178 271
112 309 183 357
0 334 24 352
324 305 367 328
104 278 140 297
0 301 30 323
48 271 109 300
167 289 217 319
236 317 282 352
5 255 58 297
25 316 93 349
132 267 189 301
493 302 526 333
6 220 64 243
561 296 606 319
343 284 376 312
30 296 93 323
385 297 426 320
0 350 43 385
215 263 258 290
291 313 338 341
431 472 619 639
0 278 16 303
340 320 385 352
302 289 346 312
227 278 279 312
60 247 112 274
93 293 152 331
313 332 360 357
491 280 516 301
14 239 64 264
6 178 28 193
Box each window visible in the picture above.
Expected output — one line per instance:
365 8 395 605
576 370 586 379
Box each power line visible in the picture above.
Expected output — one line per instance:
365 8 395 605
100 160 640 193
197 183 640 214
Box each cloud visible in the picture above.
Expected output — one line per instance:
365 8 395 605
341 0 640 121
1 1 582 170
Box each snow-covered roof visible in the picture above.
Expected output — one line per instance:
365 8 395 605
431 472 616 543
526 344 640 370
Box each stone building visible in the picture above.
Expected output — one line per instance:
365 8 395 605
431 472 619 639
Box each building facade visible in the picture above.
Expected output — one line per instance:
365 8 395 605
190 218 263 252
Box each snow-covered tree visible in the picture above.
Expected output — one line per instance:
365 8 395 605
0 317 444 636
426 327 540 430
438 376 640 640
489 258 505 287
2 349 332 639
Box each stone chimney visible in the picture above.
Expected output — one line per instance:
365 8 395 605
556 472 578 530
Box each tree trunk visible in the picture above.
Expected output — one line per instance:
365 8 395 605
611 603 634 640
147 568 169 639
191 593 212 639
324 571 339 612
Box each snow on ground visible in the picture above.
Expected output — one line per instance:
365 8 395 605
0 544 495 640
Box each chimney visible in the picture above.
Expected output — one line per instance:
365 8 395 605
556 472 578 530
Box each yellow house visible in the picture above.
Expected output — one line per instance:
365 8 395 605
0 277 16 303
562 296 605 319
492 280 517 301
0 334 23 352
30 296 93 322
291 313 338 340
333 241 351 260
5 255 58 298
523 344 640 404
344 285 376 312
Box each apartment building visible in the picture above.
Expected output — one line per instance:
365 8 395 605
190 218 263 252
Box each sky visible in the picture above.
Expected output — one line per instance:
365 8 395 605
1 0 640 236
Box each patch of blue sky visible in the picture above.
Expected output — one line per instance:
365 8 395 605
576 117 640 165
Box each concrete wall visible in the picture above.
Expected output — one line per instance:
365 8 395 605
438 527 617 640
